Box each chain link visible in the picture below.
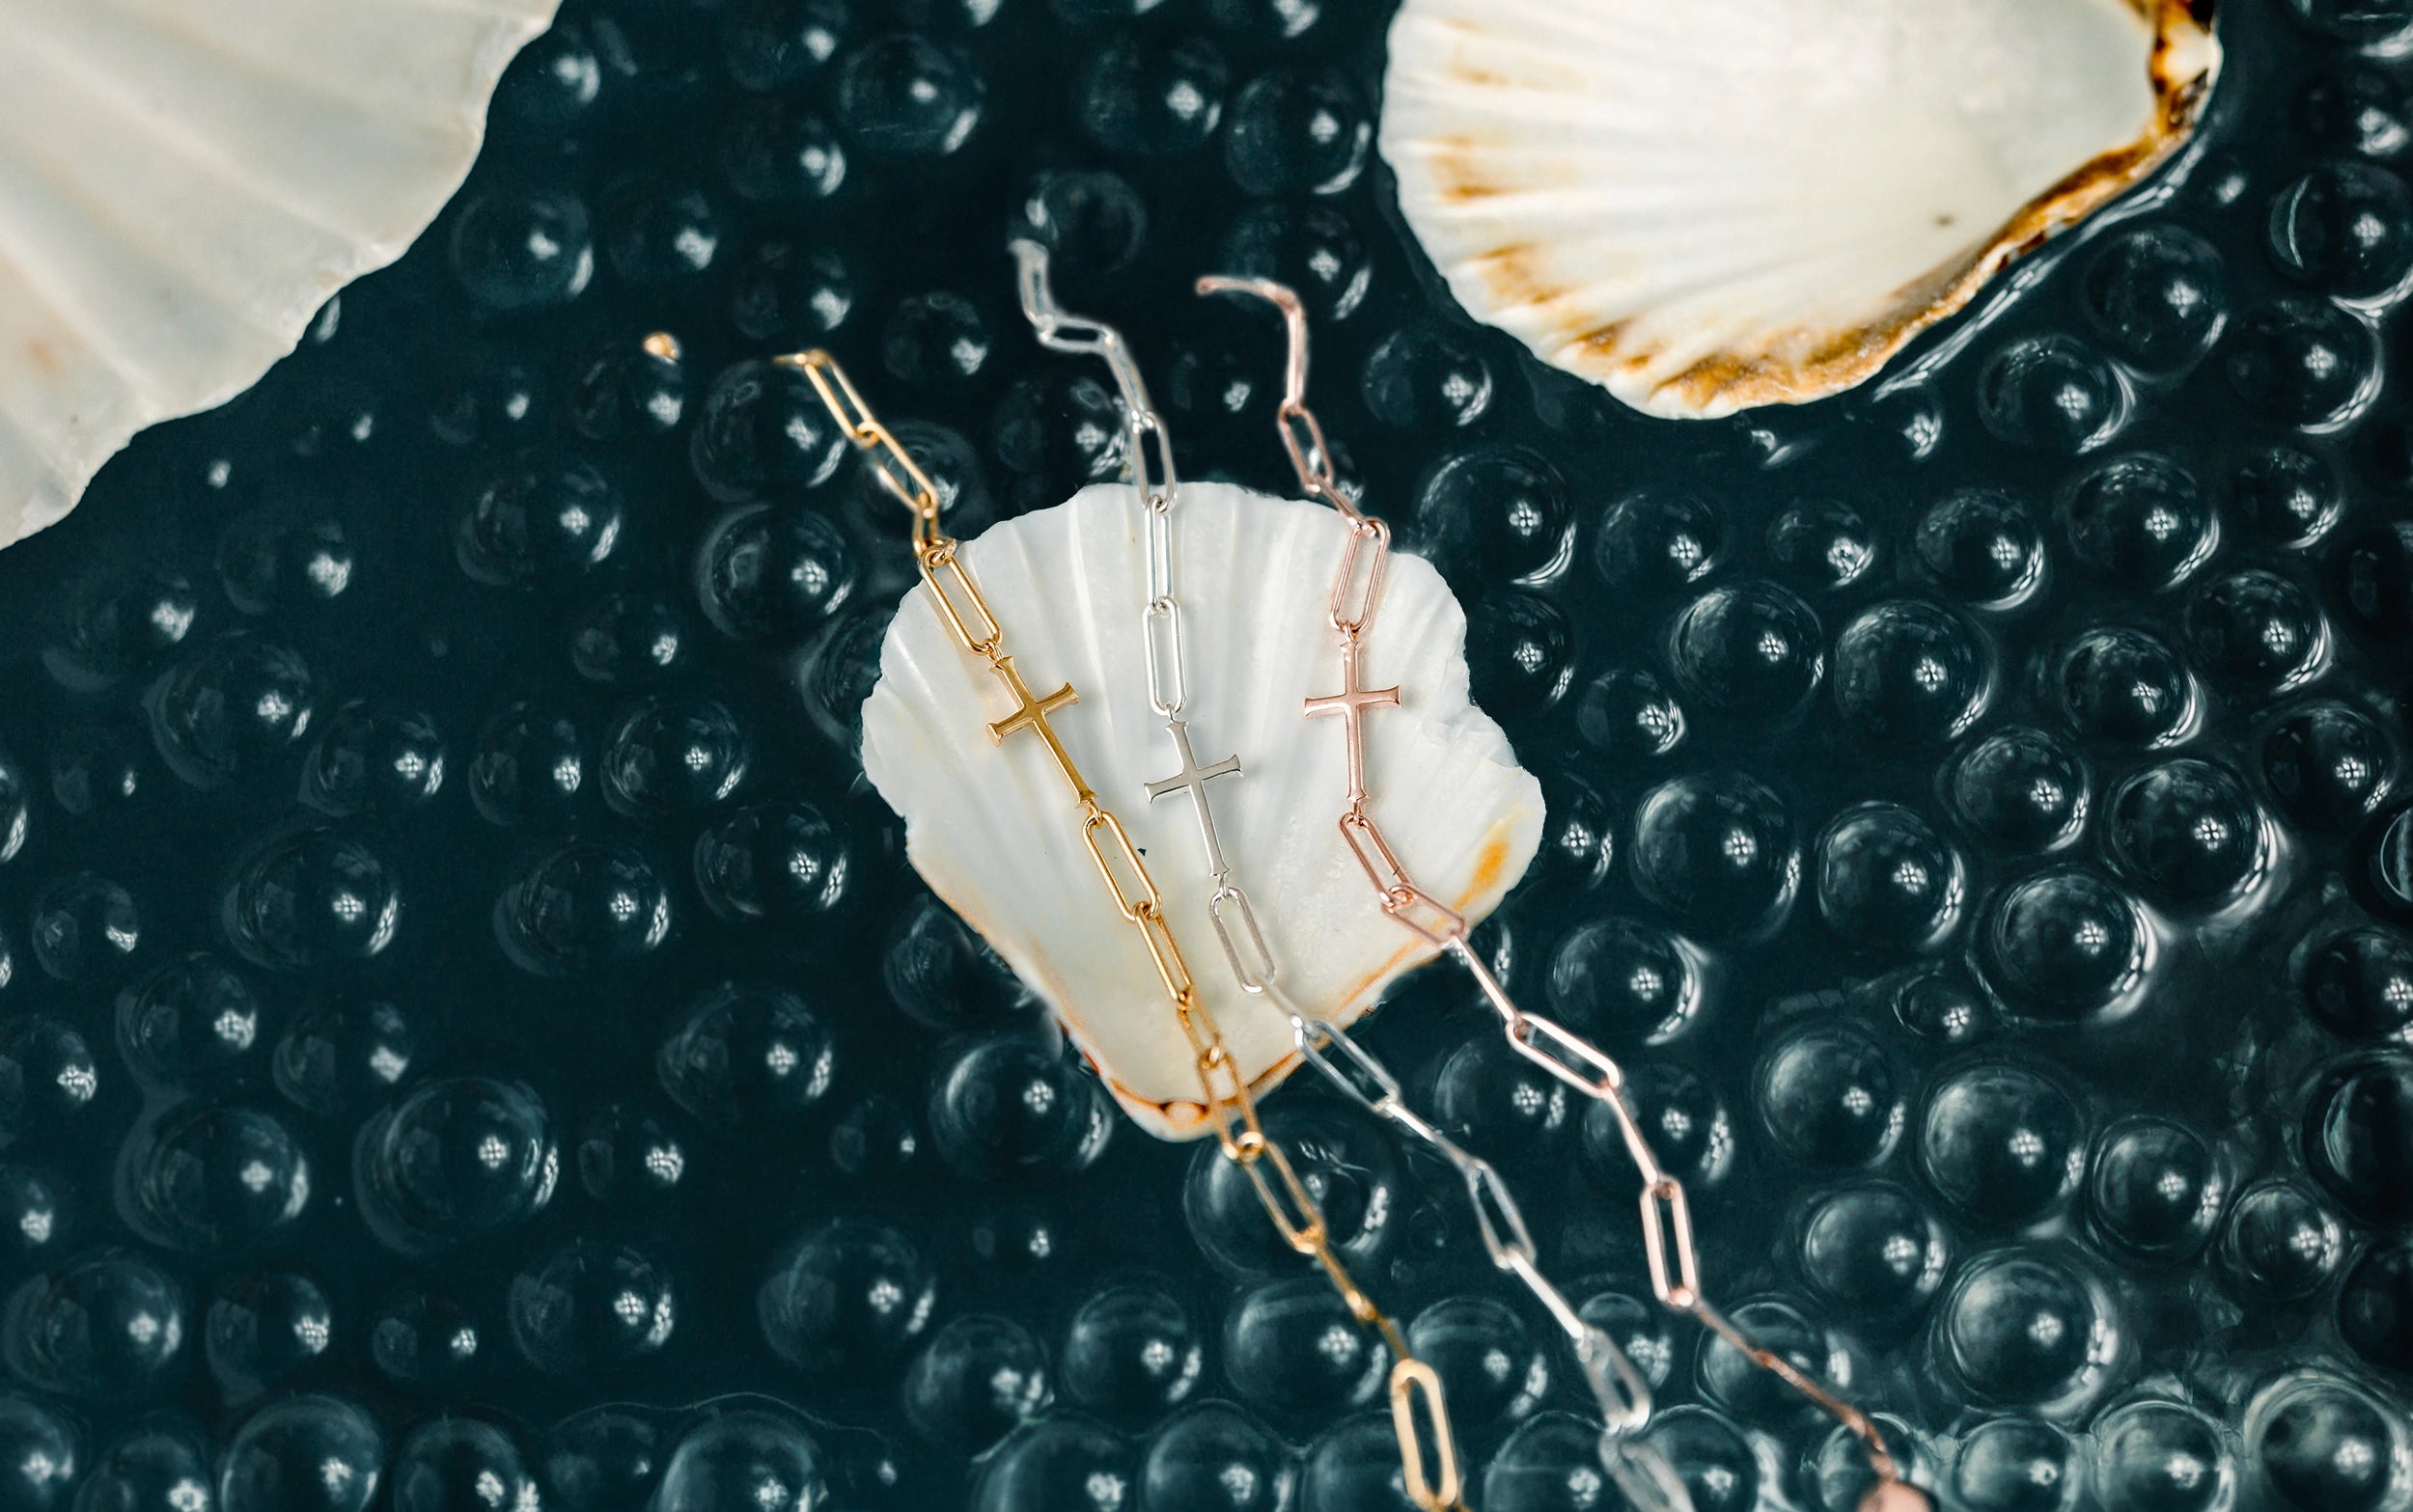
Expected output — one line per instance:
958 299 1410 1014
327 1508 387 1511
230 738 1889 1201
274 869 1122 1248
773 351 945 555
1012 240 1184 717
1195 274 1363 523
1196 280 1929 1512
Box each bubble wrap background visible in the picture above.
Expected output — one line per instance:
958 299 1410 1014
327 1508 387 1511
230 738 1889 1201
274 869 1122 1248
0 1 2409 1509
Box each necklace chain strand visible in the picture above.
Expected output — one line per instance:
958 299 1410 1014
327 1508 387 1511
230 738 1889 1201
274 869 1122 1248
782 344 1468 1510
1011 246 1681 1511
1194 276 1932 1512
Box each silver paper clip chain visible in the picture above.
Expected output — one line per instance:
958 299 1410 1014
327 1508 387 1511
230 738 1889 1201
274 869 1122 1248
1012 237 1684 1512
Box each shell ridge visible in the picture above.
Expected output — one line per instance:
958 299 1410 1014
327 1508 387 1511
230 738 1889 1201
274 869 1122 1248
0 404 58 527
11 0 488 243
1065 481 1147 814
1294 499 1410 1022
5 9 402 253
1192 481 1277 899
0 43 353 351
64 0 512 129
341 0 556 21
0 164 202 415
1359 543 1543 937
0 261 139 477
1030 484 1246 1108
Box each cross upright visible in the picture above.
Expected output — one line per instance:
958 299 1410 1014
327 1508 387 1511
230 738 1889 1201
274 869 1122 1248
985 654 1094 805
1145 719 1243 882
1304 637 1400 809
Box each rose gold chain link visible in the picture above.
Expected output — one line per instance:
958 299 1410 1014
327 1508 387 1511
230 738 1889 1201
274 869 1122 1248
1195 286 1926 1512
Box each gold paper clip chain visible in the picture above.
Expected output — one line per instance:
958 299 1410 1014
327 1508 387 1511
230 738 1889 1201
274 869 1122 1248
782 344 1463 1512
1193 280 1933 1512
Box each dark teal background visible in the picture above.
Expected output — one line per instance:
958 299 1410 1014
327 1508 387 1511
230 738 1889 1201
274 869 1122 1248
3 1 2412 1509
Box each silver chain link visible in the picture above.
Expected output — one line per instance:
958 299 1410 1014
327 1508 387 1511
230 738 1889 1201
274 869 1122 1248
1197 272 1930 1512
1012 240 1185 721
1012 241 1680 1504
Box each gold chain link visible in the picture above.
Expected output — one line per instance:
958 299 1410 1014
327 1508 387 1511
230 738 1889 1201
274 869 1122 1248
792 346 1466 1512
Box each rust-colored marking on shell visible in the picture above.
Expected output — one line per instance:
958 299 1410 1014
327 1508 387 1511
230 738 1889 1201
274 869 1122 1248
1642 0 2215 414
1420 0 2220 418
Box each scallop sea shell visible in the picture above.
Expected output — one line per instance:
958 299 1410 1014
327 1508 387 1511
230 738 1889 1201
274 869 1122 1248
862 482 1546 1141
1381 0 2221 419
0 0 561 546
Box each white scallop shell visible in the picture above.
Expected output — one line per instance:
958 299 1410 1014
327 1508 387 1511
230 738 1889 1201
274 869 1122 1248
1380 0 2220 419
0 0 561 546
862 482 1546 1141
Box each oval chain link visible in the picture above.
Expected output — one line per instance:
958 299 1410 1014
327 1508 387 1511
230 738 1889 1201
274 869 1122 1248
1195 276 1928 1512
1011 240 1185 720
1012 246 1689 1508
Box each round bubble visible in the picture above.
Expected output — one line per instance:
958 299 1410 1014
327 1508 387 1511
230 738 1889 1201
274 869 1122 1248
1220 1278 1385 1423
1981 870 2148 1023
1933 1251 2112 1410
353 1075 556 1255
6 1249 188 1401
219 1394 386 1512
901 1314 1048 1454
2087 1117 2225 1260
1949 728 2089 852
653 1412 825 1512
1917 1063 2084 1225
757 1220 934 1375
1139 1402 1287 1512
2251 1376 2400 1511
536 1409 661 1512
1815 803 1964 950
0 1397 76 1512
2303 1052 2413 1223
1060 1285 1199 1423
390 1419 537 1512
1797 1183 1949 1322
2219 1180 2344 1305
1629 772 1798 940
1756 1022 1905 1168
2092 1399 2232 1512
206 1272 333 1397
971 1417 1134 1512
509 1240 676 1376
928 1027 1109 1182
1951 1416 2080 1512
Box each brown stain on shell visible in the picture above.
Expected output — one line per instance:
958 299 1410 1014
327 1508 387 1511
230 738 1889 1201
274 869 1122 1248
1429 0 2219 417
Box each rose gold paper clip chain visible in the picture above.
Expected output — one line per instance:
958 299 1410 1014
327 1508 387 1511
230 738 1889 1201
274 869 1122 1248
777 347 1466 1512
1191 282 1934 1512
